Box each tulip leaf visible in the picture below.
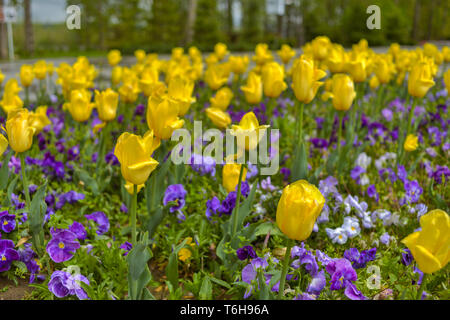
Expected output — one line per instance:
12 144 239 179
235 180 258 230
291 141 308 182
199 275 213 300
0 151 12 189
166 238 189 289
74 167 99 195
254 221 283 237
127 242 152 281
6 176 18 206
145 158 171 214
146 206 165 238
29 181 48 253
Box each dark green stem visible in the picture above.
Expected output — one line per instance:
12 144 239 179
278 239 293 299
416 273 428 300
20 153 31 210
297 102 304 143
131 184 138 245
232 163 246 236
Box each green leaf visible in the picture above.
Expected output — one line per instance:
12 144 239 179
0 152 12 189
209 276 231 289
74 167 99 195
254 221 283 237
291 141 308 182
127 243 152 281
199 275 212 300
166 238 189 289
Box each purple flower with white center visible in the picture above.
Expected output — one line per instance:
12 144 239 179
326 258 357 290
120 242 132 256
67 145 80 161
326 227 348 244
318 176 339 198
205 196 220 220
404 180 422 204
310 138 328 149
46 229 81 263
236 245 257 260
367 184 379 202
0 211 16 233
69 221 87 241
307 269 326 295
246 162 258 179
350 166 365 183
316 250 333 266
344 281 368 300
380 232 390 245
260 176 276 191
163 184 187 213
48 270 90 300
342 216 360 238
0 239 20 272
85 211 110 235
190 154 216 177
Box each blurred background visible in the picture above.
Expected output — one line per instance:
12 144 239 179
0 0 449 59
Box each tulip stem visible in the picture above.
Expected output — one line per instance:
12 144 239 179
232 163 246 236
297 102 304 143
278 239 293 299
20 153 31 210
337 111 343 167
131 184 138 245
416 273 428 300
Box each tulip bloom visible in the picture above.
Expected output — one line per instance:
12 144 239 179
229 56 249 75
328 74 356 111
0 79 23 114
261 62 287 98
114 130 160 189
95 88 119 122
231 112 269 151
276 180 325 241
65 89 95 122
111 66 123 86
443 69 450 94
146 95 184 140
369 75 380 90
204 64 228 90
119 78 140 104
222 163 247 193
134 49 146 64
0 133 8 156
404 134 418 152
408 55 435 98
168 76 195 116
205 107 231 129
291 55 326 104
33 60 47 80
277 44 296 65
139 68 160 97
107 50 122 67
0 69 4 85
20 65 35 87
5 109 36 153
402 209 449 274
345 54 368 83
240 72 262 105
29 106 51 134
214 43 229 61
210 87 233 111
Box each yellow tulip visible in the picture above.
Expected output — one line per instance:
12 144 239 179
408 54 435 98
0 133 8 157
139 67 161 97
111 66 123 86
0 79 23 114
310 36 331 61
114 130 160 187
65 89 95 122
146 95 185 140
261 62 287 98
107 49 122 67
0 69 4 85
95 88 119 122
222 163 247 193
369 75 380 90
210 87 233 111
276 179 325 241
205 107 231 129
253 43 273 66
240 72 262 105
345 54 368 83
5 109 36 153
328 74 356 111
168 76 195 116
33 60 47 80
291 55 326 104
29 106 51 133
374 56 393 84
326 45 347 73
171 47 184 62
443 69 450 93
404 134 418 152
442 46 450 63
134 49 146 64
214 43 229 61
20 65 35 87
204 64 228 90
231 111 269 151
229 55 249 75
401 209 450 274
277 44 296 65
119 78 140 103
47 62 55 76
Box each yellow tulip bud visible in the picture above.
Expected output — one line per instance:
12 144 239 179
146 95 185 140
229 55 249 75
29 106 51 134
277 44 296 65
222 163 247 193
33 60 47 80
171 47 184 62
369 75 380 90
253 43 273 66
107 49 122 67
168 76 195 116
408 55 435 98
0 69 4 85
291 55 326 104
444 69 450 94
210 87 234 111
231 111 269 151
404 134 418 152
276 179 325 241
328 74 356 111
20 65 35 87
214 43 229 61
205 107 231 129
311 36 331 61
374 56 392 84
5 109 36 153
111 66 123 86
240 72 263 105
134 49 146 64
95 88 119 122
114 130 160 187
119 78 140 103
204 64 228 90
0 79 23 114
262 62 287 98
345 55 368 83
139 67 161 97
66 89 95 122
401 209 450 274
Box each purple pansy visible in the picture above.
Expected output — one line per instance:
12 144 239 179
46 229 81 263
69 221 87 241
0 239 20 272
326 258 357 290
236 245 257 261
163 184 187 213
205 196 221 220
85 211 110 235
0 211 16 233
48 270 90 300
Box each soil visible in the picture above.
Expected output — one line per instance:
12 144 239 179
0 276 32 300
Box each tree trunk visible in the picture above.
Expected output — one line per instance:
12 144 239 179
0 0 7 59
24 0 34 55
411 0 420 42
185 0 197 45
